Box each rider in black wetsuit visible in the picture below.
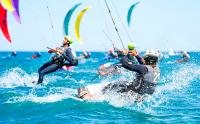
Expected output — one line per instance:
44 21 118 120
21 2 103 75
77 47 160 99
103 49 160 95
77 50 160 101
124 43 141 64
36 36 78 84
177 51 190 63
98 43 139 76
77 49 160 99
9 51 17 57
107 49 118 59
83 51 91 59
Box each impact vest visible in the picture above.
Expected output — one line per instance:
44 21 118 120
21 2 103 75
143 65 160 85
53 47 77 66
140 65 160 95
131 65 160 95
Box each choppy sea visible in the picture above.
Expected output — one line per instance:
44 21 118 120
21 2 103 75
0 51 200 123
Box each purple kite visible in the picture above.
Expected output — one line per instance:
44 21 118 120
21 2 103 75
12 0 21 23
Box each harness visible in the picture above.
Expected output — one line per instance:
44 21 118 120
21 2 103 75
131 66 159 95
53 54 65 66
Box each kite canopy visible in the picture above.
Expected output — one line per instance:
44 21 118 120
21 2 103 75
0 0 15 12
63 3 82 35
127 2 139 27
75 7 90 44
0 3 11 43
12 0 21 23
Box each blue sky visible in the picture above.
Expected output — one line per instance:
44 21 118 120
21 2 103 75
0 0 200 51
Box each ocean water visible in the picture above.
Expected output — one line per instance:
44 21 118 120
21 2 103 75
0 51 200 123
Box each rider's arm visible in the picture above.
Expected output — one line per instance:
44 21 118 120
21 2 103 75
128 50 144 64
62 48 74 63
121 56 147 75
135 55 144 64
48 47 62 54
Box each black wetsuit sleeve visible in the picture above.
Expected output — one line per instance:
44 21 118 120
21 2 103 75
135 55 144 64
62 48 74 63
121 56 147 75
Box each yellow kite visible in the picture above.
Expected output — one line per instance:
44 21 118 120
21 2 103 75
75 7 90 44
0 0 15 12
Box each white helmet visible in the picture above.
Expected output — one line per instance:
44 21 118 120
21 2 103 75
144 49 159 64
144 49 159 58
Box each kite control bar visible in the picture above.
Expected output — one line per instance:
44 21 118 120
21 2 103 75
46 47 63 55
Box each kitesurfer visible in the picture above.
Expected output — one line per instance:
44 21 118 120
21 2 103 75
114 47 127 57
113 43 137 58
107 49 118 59
35 36 78 84
124 43 142 64
77 51 91 60
83 51 90 59
32 51 41 59
98 43 141 76
176 51 190 63
78 49 160 100
103 49 160 95
9 51 17 57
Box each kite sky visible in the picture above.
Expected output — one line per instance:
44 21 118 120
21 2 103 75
0 0 200 51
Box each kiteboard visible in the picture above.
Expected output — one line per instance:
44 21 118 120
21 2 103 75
62 65 73 71
97 62 121 76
